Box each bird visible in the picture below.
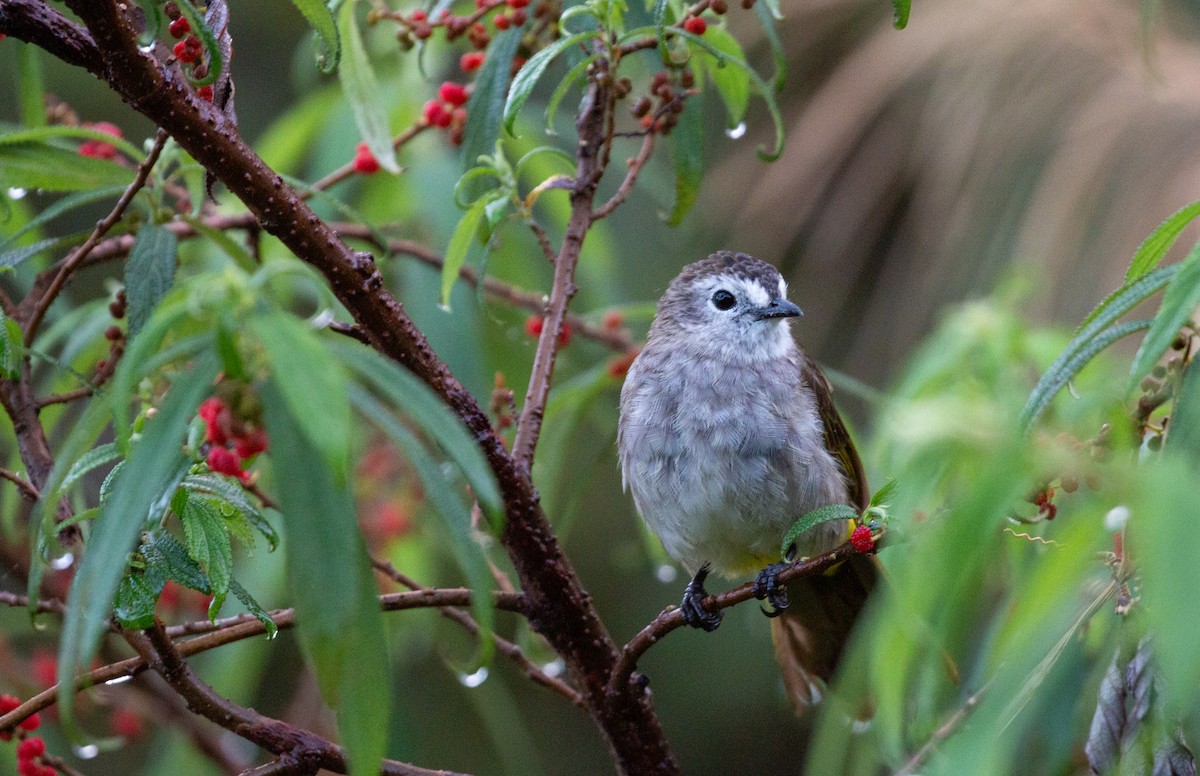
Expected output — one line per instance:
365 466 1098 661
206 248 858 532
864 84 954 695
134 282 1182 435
617 250 877 713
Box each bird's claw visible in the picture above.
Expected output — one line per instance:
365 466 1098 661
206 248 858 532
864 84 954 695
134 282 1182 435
752 561 790 618
680 563 723 632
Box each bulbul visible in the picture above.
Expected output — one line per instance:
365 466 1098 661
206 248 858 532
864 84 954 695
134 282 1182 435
617 251 876 712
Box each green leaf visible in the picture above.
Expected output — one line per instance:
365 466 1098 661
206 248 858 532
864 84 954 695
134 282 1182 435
61 443 121 494
348 385 495 664
0 126 146 164
461 27 523 180
666 90 703 225
1020 264 1178 429
113 572 164 630
0 236 74 271
173 0 222 87
124 224 178 339
780 504 859 559
1166 356 1200 464
333 341 504 526
0 143 133 192
180 495 233 617
650 0 669 65
262 380 389 776
229 577 279 638
110 295 192 448
250 310 352 485
18 43 46 129
892 0 910 29
868 477 899 508
338 1 399 173
147 530 213 593
442 195 490 307
57 352 219 726
0 185 127 254
0 312 24 380
504 32 599 136
1130 243 1200 383
1126 200 1200 282
1021 319 1150 431
291 0 341 72
696 26 750 129
752 1 787 92
184 473 279 550
544 54 600 133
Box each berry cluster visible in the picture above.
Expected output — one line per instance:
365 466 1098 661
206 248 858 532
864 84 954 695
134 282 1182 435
164 2 215 102
0 695 51 776
524 315 572 347
422 82 471 144
197 396 268 482
353 142 382 174
630 70 694 135
78 121 123 160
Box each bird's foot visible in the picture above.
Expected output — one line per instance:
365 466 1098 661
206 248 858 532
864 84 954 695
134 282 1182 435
752 561 791 618
680 563 723 632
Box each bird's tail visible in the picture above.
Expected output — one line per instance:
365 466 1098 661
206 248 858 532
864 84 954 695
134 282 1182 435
770 553 878 715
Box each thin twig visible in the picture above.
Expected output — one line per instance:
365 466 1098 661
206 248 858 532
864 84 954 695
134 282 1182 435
606 539 872 700
0 590 62 615
0 467 40 501
23 129 169 345
308 123 430 192
371 558 584 707
592 132 656 220
893 683 990 776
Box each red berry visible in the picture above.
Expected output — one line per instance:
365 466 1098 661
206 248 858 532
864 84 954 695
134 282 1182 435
461 52 485 72
683 16 707 35
850 524 875 554
198 396 224 422
510 8 527 25
168 16 190 38
18 711 41 731
17 737 45 759
233 427 269 459
30 652 56 689
439 82 468 107
493 12 511 29
508 0 530 8
602 310 623 330
206 447 242 478
40 767 58 776
196 84 214 102
607 350 638 378
352 142 381 174
410 8 427 20
17 761 41 776
524 316 544 337
557 321 572 348
89 121 123 139
173 39 197 63
422 100 448 127
0 694 20 714
110 708 144 739
184 35 203 54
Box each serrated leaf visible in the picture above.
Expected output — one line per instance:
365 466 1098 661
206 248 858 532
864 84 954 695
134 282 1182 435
60 443 121 494
868 477 898 508
251 310 352 485
780 504 858 558
338 1 399 174
262 380 389 776
503 32 599 136
461 26 523 184
0 236 72 271
1127 200 1200 282
113 572 164 630
229 577 278 638
348 385 495 665
58 352 219 727
184 473 278 550
147 531 213 593
666 89 703 225
1167 356 1200 464
696 26 750 129
442 195 490 307
892 0 910 29
1021 319 1150 431
291 0 341 72
1130 244 1200 383
180 496 233 617
331 340 504 527
124 224 178 338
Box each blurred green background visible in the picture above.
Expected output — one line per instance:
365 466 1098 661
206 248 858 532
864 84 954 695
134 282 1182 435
4 0 1200 773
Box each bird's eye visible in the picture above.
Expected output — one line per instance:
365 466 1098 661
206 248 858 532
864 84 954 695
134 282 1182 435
711 290 736 311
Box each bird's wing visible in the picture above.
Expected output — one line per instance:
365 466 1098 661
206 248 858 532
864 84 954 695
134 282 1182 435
801 356 868 511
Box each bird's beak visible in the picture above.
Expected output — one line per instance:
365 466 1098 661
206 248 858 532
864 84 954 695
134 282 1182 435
751 298 803 320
